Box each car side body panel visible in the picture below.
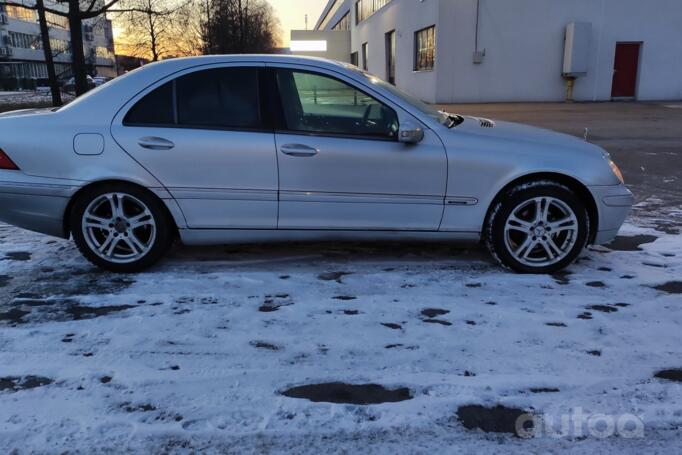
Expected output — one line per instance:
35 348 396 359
0 55 632 250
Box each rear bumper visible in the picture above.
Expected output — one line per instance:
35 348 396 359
0 175 76 238
588 184 634 245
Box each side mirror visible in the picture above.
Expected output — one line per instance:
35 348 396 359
398 121 424 144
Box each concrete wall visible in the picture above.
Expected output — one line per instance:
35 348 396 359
307 0 682 103
352 0 440 103
290 30 351 63
436 0 682 103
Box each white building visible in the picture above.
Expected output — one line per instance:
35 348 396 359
0 2 116 90
291 0 682 103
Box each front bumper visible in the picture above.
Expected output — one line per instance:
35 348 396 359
588 184 634 245
0 173 76 238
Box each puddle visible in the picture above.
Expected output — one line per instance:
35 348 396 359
258 294 294 312
552 271 572 285
654 369 682 382
457 405 534 437
421 308 449 318
381 323 402 330
529 387 560 393
1 299 136 325
653 282 682 294
250 341 281 351
2 252 31 261
333 295 357 301
577 312 593 320
546 322 567 327
587 305 619 313
0 308 30 324
0 375 53 392
121 402 157 413
586 281 606 288
0 274 11 287
281 382 412 405
68 304 136 321
606 235 658 251
20 270 135 298
423 319 452 326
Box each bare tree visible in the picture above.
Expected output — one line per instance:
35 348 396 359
35 0 62 105
1 0 128 95
202 0 279 55
116 0 189 61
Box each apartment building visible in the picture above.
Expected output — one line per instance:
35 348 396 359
0 1 116 90
292 0 682 103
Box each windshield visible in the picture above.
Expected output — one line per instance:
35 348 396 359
353 68 460 127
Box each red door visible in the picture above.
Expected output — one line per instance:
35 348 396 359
611 43 641 98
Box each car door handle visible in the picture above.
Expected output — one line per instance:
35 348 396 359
138 137 175 150
280 144 319 157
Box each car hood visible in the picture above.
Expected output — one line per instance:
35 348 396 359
453 115 601 153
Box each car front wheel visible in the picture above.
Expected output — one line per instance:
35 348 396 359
71 184 174 272
485 180 590 274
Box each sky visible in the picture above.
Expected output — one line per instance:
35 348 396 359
113 0 328 51
268 0 328 46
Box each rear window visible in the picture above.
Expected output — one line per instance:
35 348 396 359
123 81 174 126
123 67 261 130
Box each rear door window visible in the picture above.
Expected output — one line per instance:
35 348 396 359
124 67 261 130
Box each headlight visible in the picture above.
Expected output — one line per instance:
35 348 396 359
609 159 625 184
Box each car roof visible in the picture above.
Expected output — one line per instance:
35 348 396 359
142 54 349 72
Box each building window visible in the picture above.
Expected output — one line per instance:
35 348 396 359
332 12 350 31
5 5 36 22
385 30 396 85
350 52 359 67
50 39 71 55
45 11 70 30
96 46 114 60
361 42 369 70
9 31 42 50
414 26 436 71
355 0 392 24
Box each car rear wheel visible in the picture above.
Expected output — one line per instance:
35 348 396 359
71 184 174 272
485 181 589 274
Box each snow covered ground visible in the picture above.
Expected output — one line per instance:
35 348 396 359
0 198 681 454
0 91 73 112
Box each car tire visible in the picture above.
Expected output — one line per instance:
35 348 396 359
70 183 174 273
485 180 590 274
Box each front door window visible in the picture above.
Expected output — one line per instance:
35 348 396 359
275 69 399 140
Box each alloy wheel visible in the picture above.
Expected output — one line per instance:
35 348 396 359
503 196 579 267
81 192 157 264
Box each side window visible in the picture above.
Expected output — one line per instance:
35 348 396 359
124 67 261 130
176 67 260 129
123 81 174 126
276 69 399 139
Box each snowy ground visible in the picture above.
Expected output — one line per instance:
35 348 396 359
0 195 681 453
0 91 73 112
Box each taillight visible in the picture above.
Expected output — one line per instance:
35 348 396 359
0 148 19 170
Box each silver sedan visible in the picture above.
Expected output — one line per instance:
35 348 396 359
0 55 633 273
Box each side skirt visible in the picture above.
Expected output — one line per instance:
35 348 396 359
179 229 481 246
